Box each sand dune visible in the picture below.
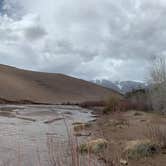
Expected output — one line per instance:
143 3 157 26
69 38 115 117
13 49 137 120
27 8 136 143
0 64 121 104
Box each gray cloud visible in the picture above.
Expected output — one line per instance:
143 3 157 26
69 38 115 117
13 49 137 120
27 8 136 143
24 26 47 41
0 0 166 81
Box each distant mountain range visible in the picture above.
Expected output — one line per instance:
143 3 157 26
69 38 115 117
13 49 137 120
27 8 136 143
92 79 147 94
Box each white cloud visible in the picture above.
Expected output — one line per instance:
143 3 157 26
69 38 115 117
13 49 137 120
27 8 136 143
0 0 166 81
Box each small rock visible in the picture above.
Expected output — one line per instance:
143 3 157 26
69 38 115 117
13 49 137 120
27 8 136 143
64 111 72 115
74 132 91 137
91 115 99 118
120 159 128 165
140 119 146 122
134 112 142 116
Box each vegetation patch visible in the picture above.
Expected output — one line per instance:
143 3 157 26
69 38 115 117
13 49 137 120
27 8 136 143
106 119 129 129
146 125 166 149
73 122 91 132
79 138 108 154
103 95 122 114
125 140 159 159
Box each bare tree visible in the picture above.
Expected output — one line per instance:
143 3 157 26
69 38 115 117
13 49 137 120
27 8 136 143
150 56 166 113
150 56 166 84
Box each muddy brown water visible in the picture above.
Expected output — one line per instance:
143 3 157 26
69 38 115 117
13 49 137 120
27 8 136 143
0 105 102 166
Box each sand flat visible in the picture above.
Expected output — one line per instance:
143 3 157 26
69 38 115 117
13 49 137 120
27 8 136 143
0 105 102 166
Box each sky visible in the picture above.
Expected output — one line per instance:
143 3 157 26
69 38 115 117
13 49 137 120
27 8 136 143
0 0 165 81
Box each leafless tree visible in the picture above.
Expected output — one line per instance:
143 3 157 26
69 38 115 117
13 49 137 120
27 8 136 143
149 56 166 112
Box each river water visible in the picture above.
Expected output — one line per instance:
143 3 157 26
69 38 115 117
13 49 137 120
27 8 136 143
0 105 102 166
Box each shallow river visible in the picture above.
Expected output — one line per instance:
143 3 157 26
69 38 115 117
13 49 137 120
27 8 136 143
0 105 102 166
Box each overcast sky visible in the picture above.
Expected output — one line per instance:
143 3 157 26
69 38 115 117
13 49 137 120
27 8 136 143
0 0 165 81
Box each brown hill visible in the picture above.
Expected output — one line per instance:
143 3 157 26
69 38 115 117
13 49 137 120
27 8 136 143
0 64 122 104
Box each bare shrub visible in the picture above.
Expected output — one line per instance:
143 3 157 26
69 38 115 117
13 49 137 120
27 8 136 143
127 143 159 159
103 93 151 114
126 89 152 111
45 117 109 166
103 95 122 113
79 101 106 109
46 134 107 166
146 125 166 149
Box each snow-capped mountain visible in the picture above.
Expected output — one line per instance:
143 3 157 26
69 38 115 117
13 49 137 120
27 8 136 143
92 79 147 94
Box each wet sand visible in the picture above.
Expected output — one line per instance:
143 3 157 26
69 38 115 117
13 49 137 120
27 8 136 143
0 105 101 166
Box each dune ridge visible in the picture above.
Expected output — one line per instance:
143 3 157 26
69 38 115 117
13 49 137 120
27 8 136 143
0 64 122 104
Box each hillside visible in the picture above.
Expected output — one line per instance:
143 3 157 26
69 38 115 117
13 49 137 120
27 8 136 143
0 64 121 104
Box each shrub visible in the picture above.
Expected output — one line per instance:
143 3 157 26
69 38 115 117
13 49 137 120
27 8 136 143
103 95 121 113
79 139 108 154
126 89 152 111
146 125 166 149
127 143 159 159
124 139 159 159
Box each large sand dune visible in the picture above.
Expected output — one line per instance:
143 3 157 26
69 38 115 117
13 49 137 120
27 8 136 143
0 64 121 104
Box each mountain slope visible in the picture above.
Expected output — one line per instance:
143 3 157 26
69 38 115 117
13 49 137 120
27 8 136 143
0 64 121 104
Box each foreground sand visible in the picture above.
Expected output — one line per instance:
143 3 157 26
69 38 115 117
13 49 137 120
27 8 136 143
0 105 102 166
0 104 165 166
86 110 166 166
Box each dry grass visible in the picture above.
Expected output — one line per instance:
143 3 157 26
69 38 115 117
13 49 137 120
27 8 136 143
103 95 121 113
146 125 166 148
125 139 159 159
46 129 104 166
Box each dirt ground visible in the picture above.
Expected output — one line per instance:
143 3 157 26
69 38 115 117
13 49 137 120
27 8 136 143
87 110 166 166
